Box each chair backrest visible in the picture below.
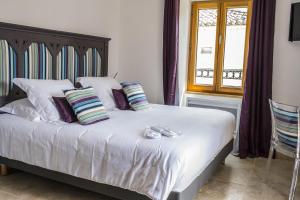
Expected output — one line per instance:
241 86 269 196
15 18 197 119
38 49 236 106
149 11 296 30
269 99 300 157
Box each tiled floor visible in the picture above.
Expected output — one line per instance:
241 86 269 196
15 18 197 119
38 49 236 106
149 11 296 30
198 155 300 200
0 155 299 200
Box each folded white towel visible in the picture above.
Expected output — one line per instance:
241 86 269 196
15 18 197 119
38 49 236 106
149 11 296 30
144 127 161 139
150 126 179 137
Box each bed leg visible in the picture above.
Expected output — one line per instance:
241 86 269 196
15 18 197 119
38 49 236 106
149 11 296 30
221 159 226 165
0 164 9 176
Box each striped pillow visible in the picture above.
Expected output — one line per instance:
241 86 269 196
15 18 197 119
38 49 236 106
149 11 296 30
121 82 150 111
64 87 109 125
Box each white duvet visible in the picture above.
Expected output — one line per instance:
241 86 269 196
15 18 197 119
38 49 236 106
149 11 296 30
0 104 234 200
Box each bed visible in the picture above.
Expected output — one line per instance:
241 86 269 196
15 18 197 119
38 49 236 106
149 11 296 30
0 22 234 200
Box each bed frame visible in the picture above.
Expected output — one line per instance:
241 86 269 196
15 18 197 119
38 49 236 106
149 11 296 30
0 140 233 200
0 22 233 200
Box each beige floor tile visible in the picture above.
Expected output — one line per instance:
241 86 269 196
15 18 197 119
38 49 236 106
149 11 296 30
225 155 255 170
213 164 261 186
198 180 244 200
0 190 19 200
200 155 300 200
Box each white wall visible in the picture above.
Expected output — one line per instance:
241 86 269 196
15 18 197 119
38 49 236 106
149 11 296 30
178 0 196 105
0 0 165 104
118 0 165 104
273 0 300 105
0 0 121 76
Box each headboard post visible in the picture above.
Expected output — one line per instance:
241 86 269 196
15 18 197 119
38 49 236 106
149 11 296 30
79 51 85 77
17 49 25 78
103 43 109 76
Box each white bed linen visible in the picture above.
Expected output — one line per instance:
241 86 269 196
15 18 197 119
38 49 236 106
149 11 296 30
0 104 234 200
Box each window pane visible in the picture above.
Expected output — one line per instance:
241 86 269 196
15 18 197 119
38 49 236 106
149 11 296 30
195 9 218 85
222 7 248 87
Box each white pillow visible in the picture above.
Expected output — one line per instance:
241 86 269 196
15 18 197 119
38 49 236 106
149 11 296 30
0 98 41 122
77 77 122 110
13 78 74 122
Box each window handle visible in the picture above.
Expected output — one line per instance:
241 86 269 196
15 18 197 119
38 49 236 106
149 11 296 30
219 35 222 45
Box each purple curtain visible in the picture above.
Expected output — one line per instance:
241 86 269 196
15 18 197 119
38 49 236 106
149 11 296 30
239 0 277 158
163 0 180 105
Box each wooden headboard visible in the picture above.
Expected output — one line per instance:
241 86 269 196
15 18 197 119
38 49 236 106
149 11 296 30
0 22 111 106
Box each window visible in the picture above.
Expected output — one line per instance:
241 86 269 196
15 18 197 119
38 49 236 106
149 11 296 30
187 0 252 95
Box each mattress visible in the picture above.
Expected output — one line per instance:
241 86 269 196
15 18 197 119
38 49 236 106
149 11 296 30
0 104 235 200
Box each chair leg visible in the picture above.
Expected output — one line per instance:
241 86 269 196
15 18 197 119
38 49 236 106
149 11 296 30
266 145 274 172
289 159 300 200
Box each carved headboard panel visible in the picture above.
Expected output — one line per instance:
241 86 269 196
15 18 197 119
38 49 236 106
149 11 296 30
0 22 110 106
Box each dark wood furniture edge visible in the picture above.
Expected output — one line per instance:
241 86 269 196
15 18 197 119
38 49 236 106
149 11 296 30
0 22 111 42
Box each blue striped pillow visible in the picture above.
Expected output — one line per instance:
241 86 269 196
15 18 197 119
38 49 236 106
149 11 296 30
121 82 150 111
64 87 109 125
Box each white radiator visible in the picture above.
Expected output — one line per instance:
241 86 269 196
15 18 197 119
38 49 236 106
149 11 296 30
185 94 242 154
